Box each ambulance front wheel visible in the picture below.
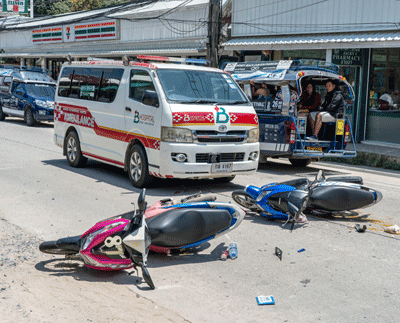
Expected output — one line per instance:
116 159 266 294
128 145 151 188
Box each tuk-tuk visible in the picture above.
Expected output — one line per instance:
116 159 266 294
224 60 357 167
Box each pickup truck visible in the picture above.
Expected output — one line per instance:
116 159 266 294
0 69 56 126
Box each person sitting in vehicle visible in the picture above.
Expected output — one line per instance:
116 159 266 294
250 80 270 101
308 80 345 140
378 93 393 110
298 82 321 130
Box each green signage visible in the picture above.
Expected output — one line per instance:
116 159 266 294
2 0 28 13
332 49 362 66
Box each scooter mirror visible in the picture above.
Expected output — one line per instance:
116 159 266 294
142 266 155 290
138 189 147 214
315 170 324 181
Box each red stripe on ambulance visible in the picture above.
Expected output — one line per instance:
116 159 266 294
56 103 160 150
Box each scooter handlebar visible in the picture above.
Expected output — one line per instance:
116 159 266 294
177 193 217 204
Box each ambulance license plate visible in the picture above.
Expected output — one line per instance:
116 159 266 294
211 163 233 173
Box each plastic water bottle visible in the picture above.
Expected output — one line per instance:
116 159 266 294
228 242 238 259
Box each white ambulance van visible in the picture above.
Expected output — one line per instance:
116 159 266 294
54 55 259 188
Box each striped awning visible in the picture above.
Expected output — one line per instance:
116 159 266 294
224 31 400 50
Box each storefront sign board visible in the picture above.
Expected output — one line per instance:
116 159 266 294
332 49 362 66
32 27 63 43
33 20 118 44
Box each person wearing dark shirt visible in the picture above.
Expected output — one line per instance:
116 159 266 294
298 82 321 128
309 80 345 140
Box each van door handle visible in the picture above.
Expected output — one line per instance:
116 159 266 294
125 107 131 112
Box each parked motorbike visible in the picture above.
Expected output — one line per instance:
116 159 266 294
232 170 383 229
39 190 245 289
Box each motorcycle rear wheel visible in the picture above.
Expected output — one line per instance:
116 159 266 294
39 241 78 255
231 191 258 211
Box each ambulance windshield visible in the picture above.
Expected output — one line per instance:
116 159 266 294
156 69 249 104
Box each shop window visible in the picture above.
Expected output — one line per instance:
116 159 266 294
369 48 400 112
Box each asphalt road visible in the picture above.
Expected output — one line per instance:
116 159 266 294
1 118 399 323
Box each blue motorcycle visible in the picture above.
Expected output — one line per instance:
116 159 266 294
232 171 382 230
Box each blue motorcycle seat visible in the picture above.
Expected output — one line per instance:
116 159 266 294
147 208 232 248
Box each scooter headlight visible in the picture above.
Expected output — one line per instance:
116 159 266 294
81 221 126 250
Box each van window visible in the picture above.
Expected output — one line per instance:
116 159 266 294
58 67 73 97
129 70 156 102
14 83 26 96
156 69 247 104
3 76 12 86
98 69 124 103
58 67 123 103
26 83 56 98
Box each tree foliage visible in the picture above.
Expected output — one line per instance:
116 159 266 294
34 0 131 16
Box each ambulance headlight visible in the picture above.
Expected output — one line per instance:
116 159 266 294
247 128 259 143
161 127 193 143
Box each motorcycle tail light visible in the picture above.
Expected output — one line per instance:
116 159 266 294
344 123 350 144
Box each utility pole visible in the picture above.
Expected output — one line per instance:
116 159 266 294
207 0 220 67
30 0 34 18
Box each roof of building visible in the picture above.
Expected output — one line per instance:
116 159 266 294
223 30 400 50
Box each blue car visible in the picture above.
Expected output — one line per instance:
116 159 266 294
0 69 56 126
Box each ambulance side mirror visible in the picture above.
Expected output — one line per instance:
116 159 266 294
142 90 159 108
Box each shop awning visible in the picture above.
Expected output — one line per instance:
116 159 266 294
0 39 207 59
223 30 400 50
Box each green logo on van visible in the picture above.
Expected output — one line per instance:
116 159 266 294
215 106 229 124
134 110 140 123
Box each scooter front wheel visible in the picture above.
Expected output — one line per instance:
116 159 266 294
231 191 258 211
39 241 78 255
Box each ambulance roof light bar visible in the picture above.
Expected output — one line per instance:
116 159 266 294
136 55 209 66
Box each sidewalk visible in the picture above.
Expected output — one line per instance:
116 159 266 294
343 141 400 167
354 141 400 160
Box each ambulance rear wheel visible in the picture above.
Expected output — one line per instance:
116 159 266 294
65 131 87 168
128 145 151 188
289 158 312 167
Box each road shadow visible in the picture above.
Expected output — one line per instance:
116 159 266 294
242 211 309 232
147 242 226 268
34 242 227 291
3 117 54 128
34 258 155 291
257 160 347 177
42 158 244 199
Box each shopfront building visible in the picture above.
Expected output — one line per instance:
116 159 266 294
0 1 212 80
224 0 400 146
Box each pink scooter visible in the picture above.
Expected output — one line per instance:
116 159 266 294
39 190 245 289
